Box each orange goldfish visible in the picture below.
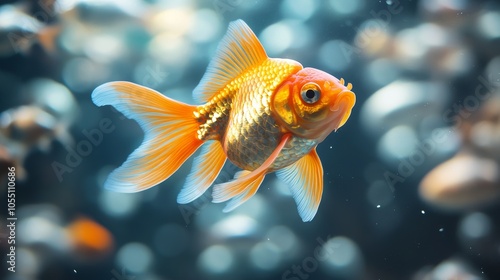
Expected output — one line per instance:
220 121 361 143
92 20 355 222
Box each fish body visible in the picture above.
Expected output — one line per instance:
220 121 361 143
92 20 356 221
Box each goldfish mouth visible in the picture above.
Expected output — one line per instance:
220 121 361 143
330 89 356 131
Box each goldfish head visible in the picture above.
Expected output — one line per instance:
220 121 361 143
272 68 356 142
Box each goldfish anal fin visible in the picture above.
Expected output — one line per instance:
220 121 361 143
276 147 324 222
212 133 292 210
223 170 265 213
193 19 268 103
92 81 202 193
177 140 227 204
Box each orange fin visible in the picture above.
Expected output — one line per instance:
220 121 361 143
222 170 265 212
177 140 226 204
212 133 292 210
92 81 202 192
192 19 268 103
275 147 323 222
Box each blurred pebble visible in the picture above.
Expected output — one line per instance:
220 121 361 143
18 205 69 252
265 225 299 257
280 0 319 21
413 258 483 280
364 58 401 88
360 80 450 137
317 40 352 72
328 0 364 16
25 78 79 123
250 241 281 270
66 216 114 259
459 212 492 240
62 57 114 93
354 19 392 58
418 0 475 27
320 236 364 279
210 214 258 239
259 20 311 57
98 189 142 217
116 242 154 274
477 11 500 40
197 245 234 274
419 152 500 211
377 125 419 161
83 33 128 63
187 9 221 43
0 4 58 56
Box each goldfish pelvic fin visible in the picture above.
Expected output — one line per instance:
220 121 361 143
212 133 293 210
223 170 265 213
193 19 268 103
276 148 324 222
92 82 203 192
177 140 227 204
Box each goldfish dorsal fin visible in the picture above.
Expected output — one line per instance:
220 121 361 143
193 19 268 103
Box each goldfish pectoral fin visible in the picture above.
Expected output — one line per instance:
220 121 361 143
276 148 324 222
177 140 227 204
192 19 268 103
92 82 202 192
212 133 293 209
223 172 265 213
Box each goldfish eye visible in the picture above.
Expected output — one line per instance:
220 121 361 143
300 83 321 104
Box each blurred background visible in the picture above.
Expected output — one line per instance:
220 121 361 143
1 0 500 279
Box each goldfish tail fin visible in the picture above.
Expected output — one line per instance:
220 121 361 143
92 81 203 193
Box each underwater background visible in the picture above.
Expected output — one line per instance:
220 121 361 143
1 0 500 279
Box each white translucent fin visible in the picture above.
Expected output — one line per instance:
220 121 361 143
275 148 323 222
223 170 265 213
177 140 227 204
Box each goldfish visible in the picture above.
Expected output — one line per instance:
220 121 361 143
92 20 356 222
